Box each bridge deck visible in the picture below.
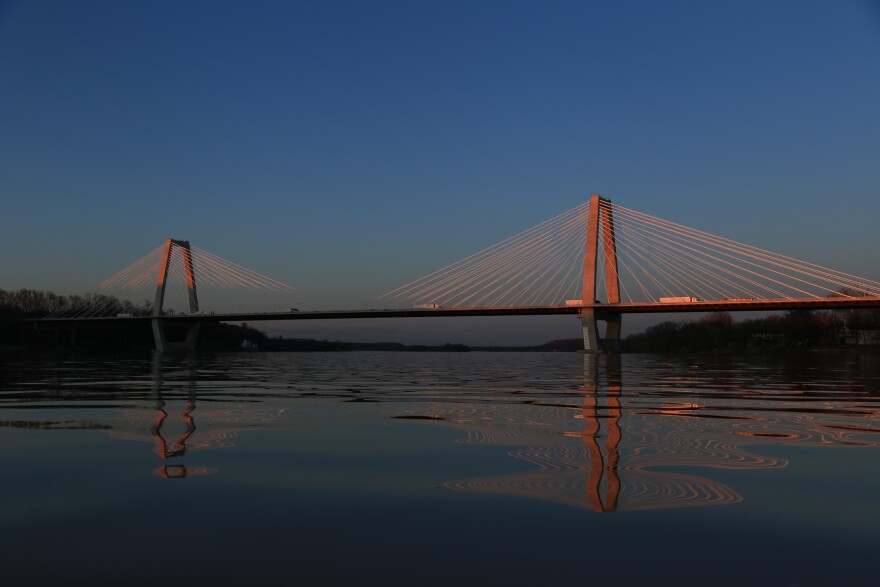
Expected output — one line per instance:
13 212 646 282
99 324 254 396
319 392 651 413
31 297 880 324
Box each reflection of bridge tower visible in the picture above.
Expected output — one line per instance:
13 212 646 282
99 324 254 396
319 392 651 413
150 351 198 478
435 355 752 511
581 354 622 512
581 194 621 353
151 238 200 351
151 398 197 478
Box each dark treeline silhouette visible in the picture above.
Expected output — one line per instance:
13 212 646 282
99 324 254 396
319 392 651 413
1 287 152 348
622 309 880 352
0 287 152 317
0 288 469 351
473 339 585 352
349 342 470 352
202 322 352 351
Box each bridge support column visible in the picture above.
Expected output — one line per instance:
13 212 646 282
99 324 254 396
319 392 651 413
580 310 622 354
581 309 601 353
603 312 622 353
152 319 200 352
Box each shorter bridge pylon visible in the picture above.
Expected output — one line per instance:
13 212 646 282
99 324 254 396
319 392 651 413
152 238 200 352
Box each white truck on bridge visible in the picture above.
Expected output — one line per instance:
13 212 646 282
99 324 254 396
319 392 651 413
659 296 700 303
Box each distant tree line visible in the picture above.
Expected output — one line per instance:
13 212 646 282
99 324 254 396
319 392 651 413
201 322 351 351
348 342 470 352
472 339 584 352
622 308 880 353
0 288 151 317
0 288 470 351
1 288 154 347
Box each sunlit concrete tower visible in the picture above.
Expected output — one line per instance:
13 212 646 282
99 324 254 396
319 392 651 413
152 238 200 351
580 194 622 353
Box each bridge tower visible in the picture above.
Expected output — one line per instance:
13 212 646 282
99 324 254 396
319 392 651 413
151 238 200 351
580 194 622 353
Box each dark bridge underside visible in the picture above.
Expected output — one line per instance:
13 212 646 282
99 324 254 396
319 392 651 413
32 297 880 325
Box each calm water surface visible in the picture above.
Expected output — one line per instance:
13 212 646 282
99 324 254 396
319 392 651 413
1 350 879 585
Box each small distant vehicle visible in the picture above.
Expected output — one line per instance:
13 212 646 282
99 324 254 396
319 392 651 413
414 304 442 310
724 297 755 302
659 296 700 303
290 308 299 312
116 313 132 317
565 299 583 306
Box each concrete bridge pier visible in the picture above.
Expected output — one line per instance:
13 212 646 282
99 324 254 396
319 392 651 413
581 309 600 353
603 312 622 353
151 319 200 352
580 309 622 354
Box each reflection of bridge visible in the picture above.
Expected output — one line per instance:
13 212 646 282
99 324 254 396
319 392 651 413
34 194 880 351
435 353 880 513
109 353 286 479
433 355 749 512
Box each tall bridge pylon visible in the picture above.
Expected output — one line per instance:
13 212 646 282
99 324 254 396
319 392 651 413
581 194 621 353
379 191 880 352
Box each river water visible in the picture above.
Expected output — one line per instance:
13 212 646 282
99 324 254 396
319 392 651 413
1 350 878 585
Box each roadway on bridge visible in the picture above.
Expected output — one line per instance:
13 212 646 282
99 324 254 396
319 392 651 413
32 297 880 324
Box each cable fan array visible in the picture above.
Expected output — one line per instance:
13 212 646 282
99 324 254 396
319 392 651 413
46 241 316 318
603 200 880 303
42 198 880 317
379 203 591 308
379 199 880 308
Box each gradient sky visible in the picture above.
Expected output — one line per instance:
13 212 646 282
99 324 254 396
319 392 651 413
2 0 879 344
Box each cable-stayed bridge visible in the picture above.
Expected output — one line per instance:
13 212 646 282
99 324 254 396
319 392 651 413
33 195 880 351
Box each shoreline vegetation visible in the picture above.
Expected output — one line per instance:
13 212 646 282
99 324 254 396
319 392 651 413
2 288 879 353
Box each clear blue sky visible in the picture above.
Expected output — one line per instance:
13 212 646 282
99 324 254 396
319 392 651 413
2 0 879 344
